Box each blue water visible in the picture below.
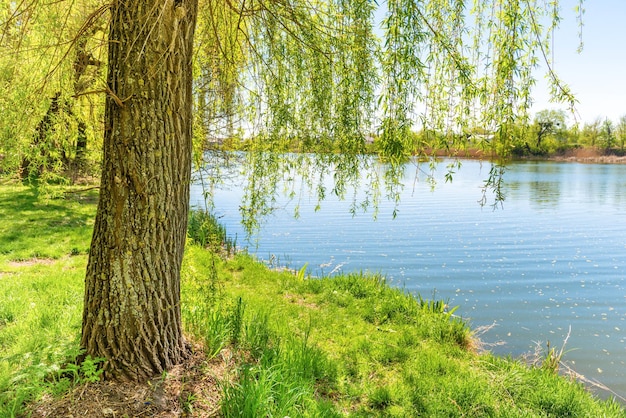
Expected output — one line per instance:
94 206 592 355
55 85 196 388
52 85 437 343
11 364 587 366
191 157 626 401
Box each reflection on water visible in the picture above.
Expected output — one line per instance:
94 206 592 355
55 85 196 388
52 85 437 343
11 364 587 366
192 157 626 401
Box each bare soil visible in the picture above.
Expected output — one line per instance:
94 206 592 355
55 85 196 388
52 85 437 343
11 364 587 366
431 147 626 164
27 344 234 418
7 258 57 268
547 147 626 164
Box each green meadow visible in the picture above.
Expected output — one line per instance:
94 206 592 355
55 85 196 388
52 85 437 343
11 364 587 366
1 184 624 417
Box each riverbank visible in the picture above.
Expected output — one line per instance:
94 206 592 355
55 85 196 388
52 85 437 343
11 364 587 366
545 148 626 164
428 146 626 164
1 184 625 416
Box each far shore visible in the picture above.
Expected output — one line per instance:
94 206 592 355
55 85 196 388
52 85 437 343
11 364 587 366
430 147 626 164
528 148 626 164
545 155 626 164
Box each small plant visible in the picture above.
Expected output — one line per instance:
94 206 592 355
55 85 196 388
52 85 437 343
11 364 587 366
181 392 197 414
0 306 15 326
284 325 335 384
529 326 572 374
417 290 458 317
227 297 245 346
368 385 393 410
295 263 308 280
79 355 105 383
244 310 274 361
59 355 105 384
199 307 230 359
541 340 569 375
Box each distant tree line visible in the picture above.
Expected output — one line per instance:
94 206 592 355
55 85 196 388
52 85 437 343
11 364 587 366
216 109 626 160
505 110 626 157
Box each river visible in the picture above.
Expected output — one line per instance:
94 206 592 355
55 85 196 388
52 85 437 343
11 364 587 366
191 156 626 401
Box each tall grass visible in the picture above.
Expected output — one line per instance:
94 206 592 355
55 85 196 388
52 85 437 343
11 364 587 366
219 321 338 417
187 208 237 255
181 250 340 416
181 247 626 416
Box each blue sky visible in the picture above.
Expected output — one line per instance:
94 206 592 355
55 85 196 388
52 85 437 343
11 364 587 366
530 0 626 125
370 1 624 126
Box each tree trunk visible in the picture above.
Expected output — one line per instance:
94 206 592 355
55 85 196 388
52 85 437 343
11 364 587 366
81 0 197 381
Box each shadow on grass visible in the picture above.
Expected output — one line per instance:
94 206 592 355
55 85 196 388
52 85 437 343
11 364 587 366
0 186 98 260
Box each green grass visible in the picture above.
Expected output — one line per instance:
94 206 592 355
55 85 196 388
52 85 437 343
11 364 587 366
0 185 96 262
0 185 95 415
187 207 237 255
1 184 625 417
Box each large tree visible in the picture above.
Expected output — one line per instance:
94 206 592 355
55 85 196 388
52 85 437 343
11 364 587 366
1 0 583 381
80 0 198 381
85 0 582 381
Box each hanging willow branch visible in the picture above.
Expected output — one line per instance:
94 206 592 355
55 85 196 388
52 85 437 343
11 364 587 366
1 0 584 232
202 0 584 233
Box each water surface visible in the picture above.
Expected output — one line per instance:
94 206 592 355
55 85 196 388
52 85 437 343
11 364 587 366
192 158 626 401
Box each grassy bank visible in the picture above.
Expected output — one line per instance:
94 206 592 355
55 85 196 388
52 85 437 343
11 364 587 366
0 184 624 416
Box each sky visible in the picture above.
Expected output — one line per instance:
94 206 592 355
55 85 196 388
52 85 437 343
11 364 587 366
530 0 626 125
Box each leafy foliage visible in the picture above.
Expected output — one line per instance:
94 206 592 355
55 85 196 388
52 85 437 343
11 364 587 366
58 354 105 384
0 2 107 179
2 0 587 220
190 0 587 231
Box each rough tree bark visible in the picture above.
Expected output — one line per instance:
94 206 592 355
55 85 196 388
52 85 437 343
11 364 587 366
81 0 198 381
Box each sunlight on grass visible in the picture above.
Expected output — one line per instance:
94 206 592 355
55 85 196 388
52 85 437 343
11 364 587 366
0 185 96 263
0 256 86 415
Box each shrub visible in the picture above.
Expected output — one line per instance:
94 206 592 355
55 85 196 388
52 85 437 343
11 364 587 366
187 208 236 254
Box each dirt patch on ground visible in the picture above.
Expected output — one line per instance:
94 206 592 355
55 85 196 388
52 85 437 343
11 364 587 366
284 292 319 309
28 344 234 418
7 258 57 268
550 148 626 164
428 147 626 164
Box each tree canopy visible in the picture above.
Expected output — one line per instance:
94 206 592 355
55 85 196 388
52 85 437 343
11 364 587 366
0 0 589 382
194 0 582 149
0 0 589 232
1 0 583 170
192 0 584 227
